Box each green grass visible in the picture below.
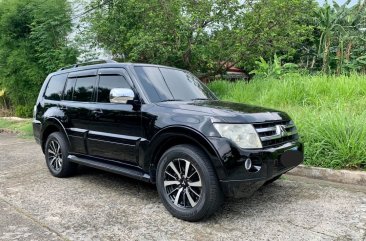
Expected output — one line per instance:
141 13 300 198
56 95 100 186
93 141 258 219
0 118 33 138
208 74 366 170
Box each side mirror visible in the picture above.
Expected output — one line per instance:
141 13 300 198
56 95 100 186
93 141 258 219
110 88 135 104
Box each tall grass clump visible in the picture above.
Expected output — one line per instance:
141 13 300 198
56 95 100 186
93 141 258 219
208 74 366 170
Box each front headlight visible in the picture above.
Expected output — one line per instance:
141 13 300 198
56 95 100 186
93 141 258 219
213 123 262 149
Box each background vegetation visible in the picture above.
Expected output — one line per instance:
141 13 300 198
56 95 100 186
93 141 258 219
0 118 33 137
0 0 77 117
209 75 366 170
0 0 365 169
0 0 365 116
86 0 316 76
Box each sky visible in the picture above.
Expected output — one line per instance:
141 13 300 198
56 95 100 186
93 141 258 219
317 0 358 5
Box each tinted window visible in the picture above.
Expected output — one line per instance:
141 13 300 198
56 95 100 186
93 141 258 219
134 66 216 102
44 74 67 101
63 78 76 101
97 75 130 103
160 68 215 101
73 76 96 102
134 67 173 102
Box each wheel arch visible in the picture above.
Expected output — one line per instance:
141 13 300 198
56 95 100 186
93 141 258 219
41 118 70 153
146 125 226 181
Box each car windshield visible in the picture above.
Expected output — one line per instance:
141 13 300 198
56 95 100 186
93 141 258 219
134 66 217 103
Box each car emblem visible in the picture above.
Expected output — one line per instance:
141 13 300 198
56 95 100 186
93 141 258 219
276 125 288 137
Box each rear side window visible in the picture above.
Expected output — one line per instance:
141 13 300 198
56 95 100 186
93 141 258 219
63 76 96 102
73 77 96 102
63 78 76 101
97 75 130 103
44 74 67 101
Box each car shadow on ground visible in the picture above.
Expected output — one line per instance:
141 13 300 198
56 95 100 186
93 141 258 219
75 165 313 221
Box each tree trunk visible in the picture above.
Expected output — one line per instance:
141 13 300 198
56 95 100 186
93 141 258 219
345 42 352 62
322 35 331 74
336 49 341 75
311 55 316 69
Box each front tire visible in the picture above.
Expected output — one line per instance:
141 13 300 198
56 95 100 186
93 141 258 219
156 144 223 221
44 132 77 178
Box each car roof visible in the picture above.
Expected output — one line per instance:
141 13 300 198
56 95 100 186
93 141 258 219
50 62 185 76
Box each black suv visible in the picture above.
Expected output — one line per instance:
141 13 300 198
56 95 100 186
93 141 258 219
33 60 303 221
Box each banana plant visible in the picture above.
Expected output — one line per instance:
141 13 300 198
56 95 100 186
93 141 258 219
315 0 349 74
249 54 298 79
315 0 366 74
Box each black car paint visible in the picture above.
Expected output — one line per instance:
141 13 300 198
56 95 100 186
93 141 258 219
33 63 303 197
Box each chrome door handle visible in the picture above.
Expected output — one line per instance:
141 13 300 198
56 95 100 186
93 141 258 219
91 109 103 114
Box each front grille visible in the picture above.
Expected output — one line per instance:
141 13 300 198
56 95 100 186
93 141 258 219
253 120 299 148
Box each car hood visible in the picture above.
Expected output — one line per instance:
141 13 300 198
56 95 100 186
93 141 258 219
156 100 290 123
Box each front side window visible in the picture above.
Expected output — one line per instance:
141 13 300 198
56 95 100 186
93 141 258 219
160 68 215 101
134 67 173 102
44 74 67 101
97 75 130 103
134 66 216 102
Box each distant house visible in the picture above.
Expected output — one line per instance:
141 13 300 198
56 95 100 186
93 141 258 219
217 64 249 81
200 62 249 83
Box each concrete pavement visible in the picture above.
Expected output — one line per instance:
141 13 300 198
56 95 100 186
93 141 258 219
0 133 365 241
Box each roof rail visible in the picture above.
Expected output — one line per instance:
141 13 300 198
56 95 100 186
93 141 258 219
58 59 118 71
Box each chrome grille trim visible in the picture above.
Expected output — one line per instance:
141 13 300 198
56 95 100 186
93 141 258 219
253 121 299 147
260 129 298 141
256 124 295 133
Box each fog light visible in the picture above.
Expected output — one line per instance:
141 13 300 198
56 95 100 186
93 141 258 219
244 158 252 171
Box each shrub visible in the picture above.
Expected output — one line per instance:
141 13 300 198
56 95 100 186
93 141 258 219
15 105 33 118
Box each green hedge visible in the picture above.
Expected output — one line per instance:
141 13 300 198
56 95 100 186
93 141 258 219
208 74 366 170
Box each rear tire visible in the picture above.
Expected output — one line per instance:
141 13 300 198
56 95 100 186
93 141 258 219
44 132 77 178
156 144 223 221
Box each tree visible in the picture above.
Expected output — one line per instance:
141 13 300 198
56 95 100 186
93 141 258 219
85 0 240 75
0 0 77 116
315 0 366 74
85 0 316 76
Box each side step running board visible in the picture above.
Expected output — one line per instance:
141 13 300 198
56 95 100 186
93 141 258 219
68 155 151 182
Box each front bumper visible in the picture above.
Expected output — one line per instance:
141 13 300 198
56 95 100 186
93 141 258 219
211 139 304 198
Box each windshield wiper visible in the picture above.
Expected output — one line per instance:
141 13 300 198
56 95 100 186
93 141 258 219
160 99 184 102
191 98 209 101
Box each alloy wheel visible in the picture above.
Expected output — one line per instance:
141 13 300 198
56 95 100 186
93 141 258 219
48 140 63 172
164 158 202 208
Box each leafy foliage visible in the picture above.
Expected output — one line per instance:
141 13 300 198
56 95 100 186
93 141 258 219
249 55 298 79
209 74 366 169
85 0 316 76
314 0 366 74
0 0 77 117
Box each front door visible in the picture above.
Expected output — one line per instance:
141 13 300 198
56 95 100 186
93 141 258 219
86 68 142 165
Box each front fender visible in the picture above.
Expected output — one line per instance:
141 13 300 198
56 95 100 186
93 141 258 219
144 125 227 180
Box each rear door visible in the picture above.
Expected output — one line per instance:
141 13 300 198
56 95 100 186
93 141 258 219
86 68 142 165
61 70 98 154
